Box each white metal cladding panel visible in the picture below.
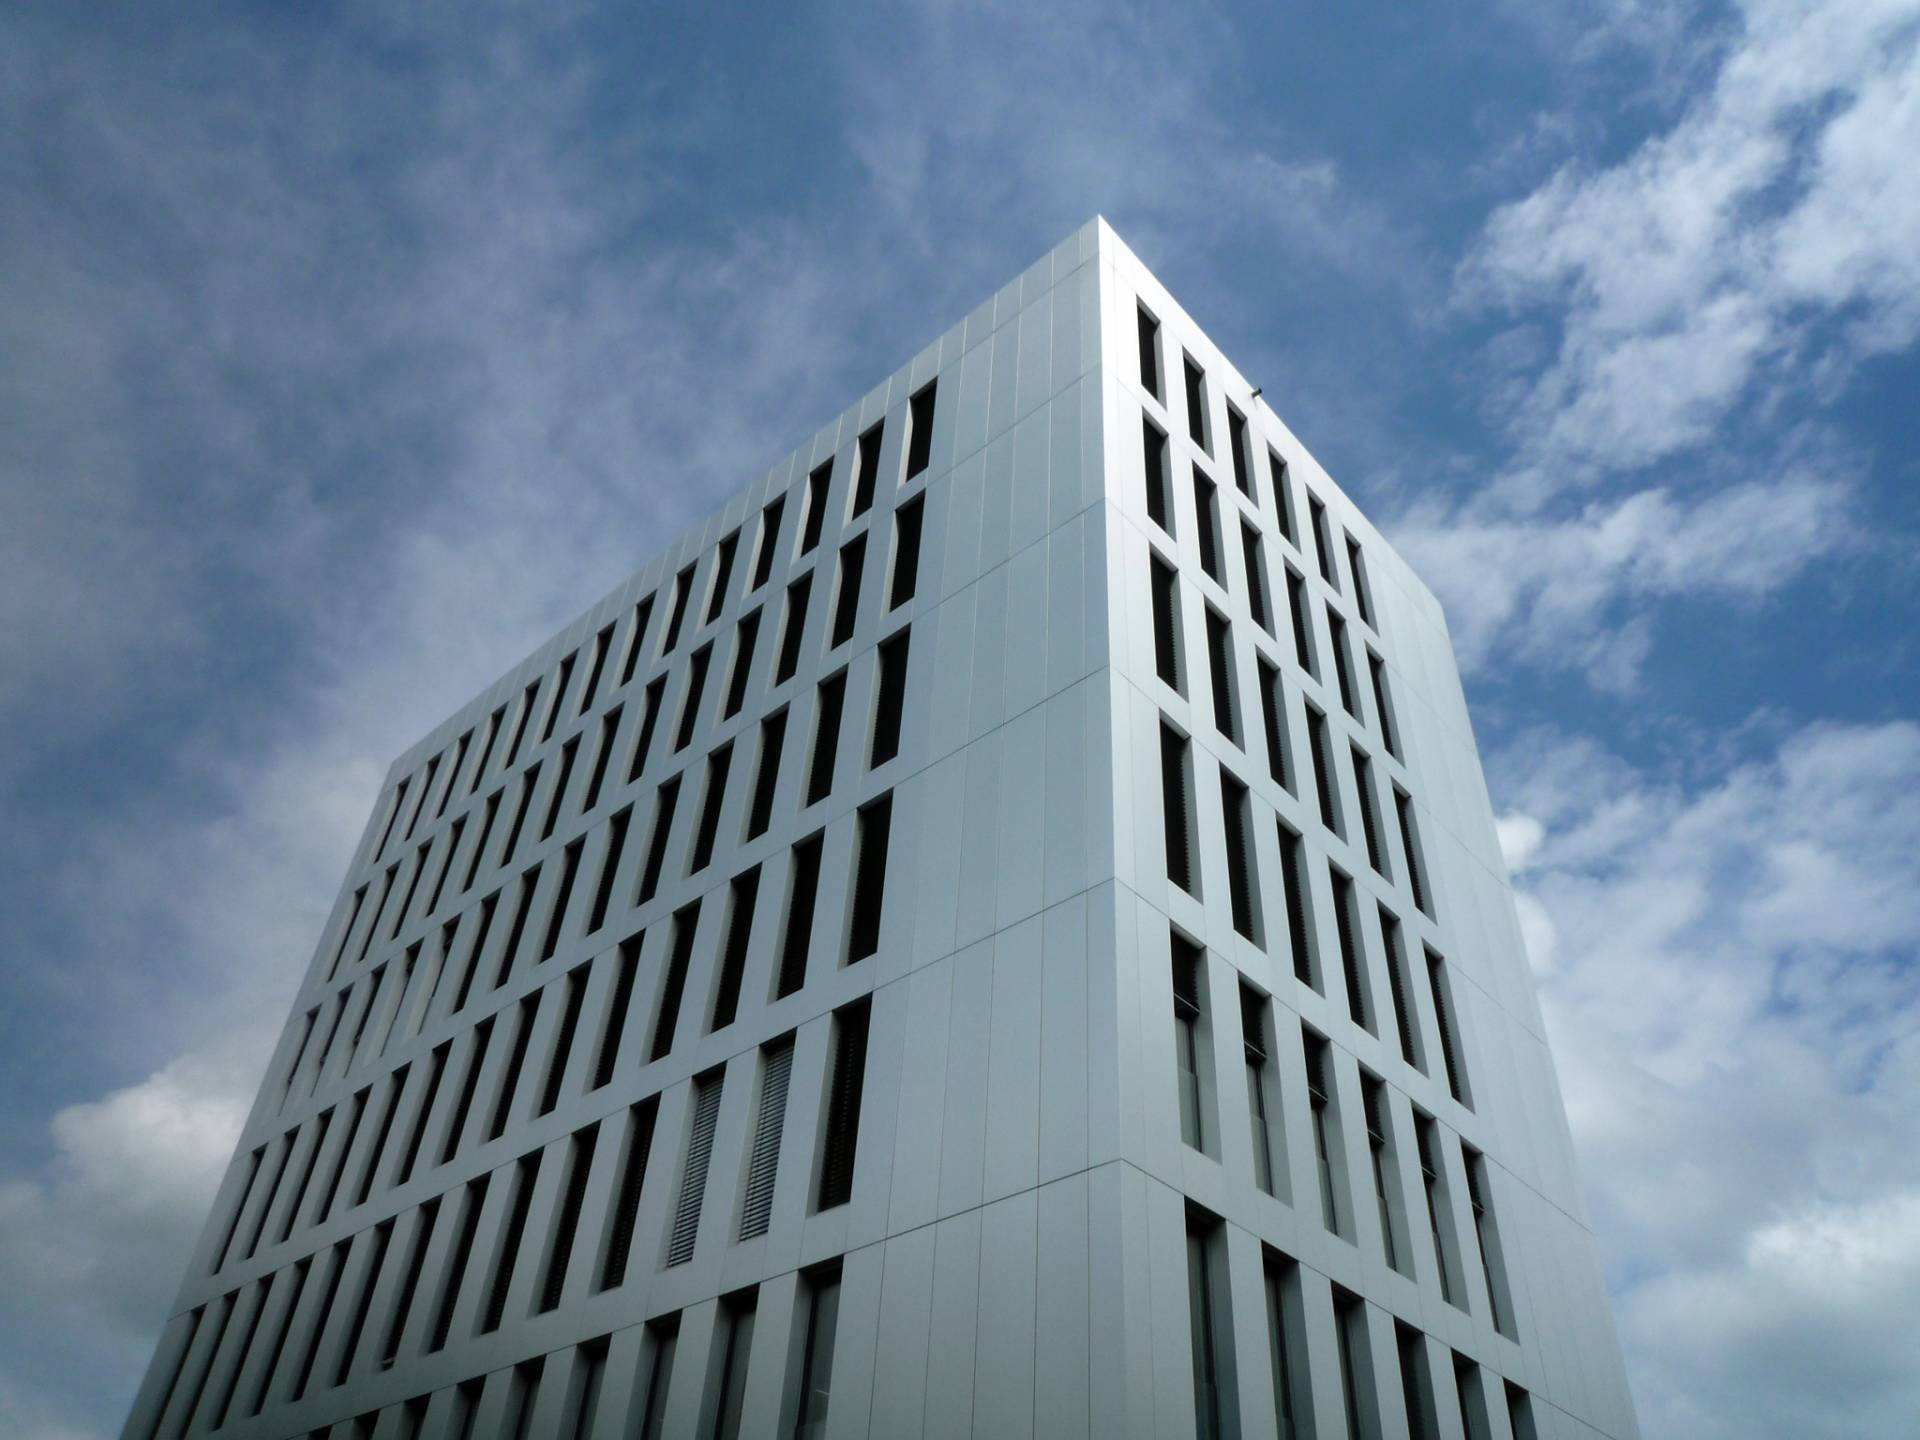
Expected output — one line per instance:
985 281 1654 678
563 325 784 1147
124 217 1633 1440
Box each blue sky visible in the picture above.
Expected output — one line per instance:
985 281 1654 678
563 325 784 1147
2 2 1917 1436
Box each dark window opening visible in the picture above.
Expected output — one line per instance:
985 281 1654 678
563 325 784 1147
598 1098 658 1289
635 776 680 906
830 535 866 649
776 834 823 999
1194 470 1223 583
905 381 937 479
1138 305 1162 401
650 902 700 1063
1144 418 1173 534
747 709 788 841
751 497 785 591
846 792 893 963
1183 356 1210 452
1161 723 1197 896
709 866 760 1032
662 565 696 656
591 933 642 1090
629 676 667 784
690 743 734 875
673 643 711 753
870 627 910 767
816 998 871 1209
723 610 761 720
889 496 924 610
776 575 812 685
1206 608 1238 743
851 423 884 518
705 530 739 626
801 462 832 556
806 671 846 806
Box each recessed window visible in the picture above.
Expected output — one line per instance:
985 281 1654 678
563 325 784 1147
1396 788 1432 917
846 792 893 963
1364 1073 1408 1274
1331 865 1372 1033
1286 568 1316 677
805 671 846 806
750 496 785 591
673 644 711 753
905 381 938 479
800 461 832 556
536 1122 599 1313
1241 987 1285 1200
722 610 761 720
1346 533 1376 627
618 595 657 689
1241 523 1272 634
597 1097 657 1289
1379 906 1423 1071
709 866 760 1033
627 677 667 783
689 743 733 874
634 775 680 906
1205 607 1238 743
1464 1145 1515 1338
816 998 871 1209
1329 609 1361 720
1193 469 1223 583
1305 1032 1346 1237
1353 747 1388 879
650 901 700 1062
661 564 696 656
1368 651 1400 759
889 496 925 610
1183 355 1211 452
1221 772 1260 944
705 529 740 625
775 574 812 685
1186 1208 1237 1440
738 1035 793 1239
870 627 910 768
1278 821 1317 990
745 709 787 842
1427 950 1471 1109
1307 493 1337 589
1151 554 1183 692
664 1069 723 1266
1227 404 1254 498
1306 705 1341 837
1160 723 1198 897
1171 933 1210 1152
850 422 884 519
1143 417 1173 535
1138 304 1163 401
830 534 866 649
775 834 823 1000
791 1264 843 1435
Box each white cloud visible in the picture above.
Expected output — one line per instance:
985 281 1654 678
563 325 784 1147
1489 718 1920 1439
1461 0 1920 484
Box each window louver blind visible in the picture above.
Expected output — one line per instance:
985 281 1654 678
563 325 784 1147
738 1039 793 1239
666 1077 722 1266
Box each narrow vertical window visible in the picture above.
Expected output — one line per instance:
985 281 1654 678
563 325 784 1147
619 595 658 689
394 1045 447 1187
1307 494 1337 588
751 497 786 591
404 758 438 844
1278 822 1317 989
598 1097 658 1290
503 679 541 771
791 1265 842 1437
1327 614 1359 722
541 839 584 960
1286 567 1316 676
1183 355 1210 451
1353 749 1387 878
327 887 368 984
1228 404 1254 498
392 844 429 940
635 775 681 907
846 792 893 962
1464 1147 1514 1337
689 743 734 875
628 676 667 783
738 1034 793 1239
1263 1252 1311 1440
1333 1289 1372 1440
1427 948 1470 1106
426 1177 487 1353
1151 554 1183 691
487 993 539 1141
1331 866 1372 1033
1171 933 1209 1152
746 708 788 840
290 1244 349 1400
494 862 542 991
541 655 577 743
1186 1209 1235 1440
539 963 590 1116
1345 535 1376 627
775 575 812 684
426 818 465 918
463 792 500 894
1206 608 1238 743
1307 706 1341 837
353 1064 409 1208
1397 1322 1437 1440
661 564 697 655
665 1070 723 1266
1259 659 1291 792
1242 523 1272 632
503 1360 544 1440
709 1290 758 1440
1221 772 1260 943
805 671 846 805
1306 1033 1345 1237
816 998 870 1209
500 763 542 867
905 380 937 479
850 423 883 518
379 1198 440 1368
591 932 642 1090
829 534 866 649
247 1258 310 1415
580 623 616 715
636 1321 678 1440
537 1122 600 1313
710 865 760 1032
439 1018 494 1165
1137 305 1162 401
1242 986 1282 1199
333 1220 393 1384
1143 417 1173 535
471 705 507 794
1363 1073 1406 1273
438 731 474 817
586 806 631 936
1415 1112 1460 1308
480 1152 541 1334
1269 450 1296 544
776 835 823 999
1193 470 1223 583
566 1339 610 1440
1395 789 1432 917
1367 651 1399 759
705 530 740 625
889 495 924 610
1505 1383 1540 1440
1160 723 1197 896
722 609 761 720
674 643 712 753
278 1110 331 1244
651 901 701 1062
869 627 910 767
801 461 833 556
1379 908 1422 1070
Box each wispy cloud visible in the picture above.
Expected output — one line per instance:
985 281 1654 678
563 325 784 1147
1493 718 1920 1438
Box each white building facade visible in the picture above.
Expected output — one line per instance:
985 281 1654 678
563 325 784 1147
124 219 1640 1440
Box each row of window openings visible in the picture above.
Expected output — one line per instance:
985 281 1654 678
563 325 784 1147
1146 494 1396 766
1153 581 1410 907
1138 332 1378 637
151 1148 852 1440
1187 1213 1537 1440
317 598 911 1065
247 786 894 1265
362 382 934 895
177 1000 872 1440
1158 722 1442 1047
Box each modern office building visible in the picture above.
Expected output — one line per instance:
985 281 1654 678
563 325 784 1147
124 219 1638 1440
